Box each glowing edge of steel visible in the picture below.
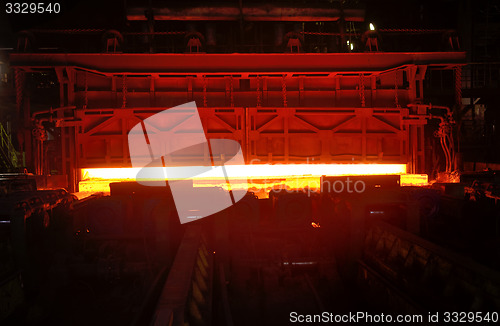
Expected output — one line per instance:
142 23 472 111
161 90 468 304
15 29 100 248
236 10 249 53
80 164 408 181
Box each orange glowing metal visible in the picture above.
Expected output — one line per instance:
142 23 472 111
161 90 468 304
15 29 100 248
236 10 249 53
78 180 113 194
79 164 409 195
400 174 429 187
81 164 407 181
194 176 321 199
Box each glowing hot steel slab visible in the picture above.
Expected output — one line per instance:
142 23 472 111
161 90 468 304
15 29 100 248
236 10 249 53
400 174 429 186
79 164 408 196
81 164 407 181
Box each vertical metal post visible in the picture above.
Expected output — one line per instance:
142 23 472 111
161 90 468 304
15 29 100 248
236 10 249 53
281 75 287 107
359 74 365 107
262 78 267 106
335 76 340 106
23 96 32 172
122 74 127 108
419 123 425 173
299 77 304 106
339 2 346 52
394 70 400 107
361 109 367 161
245 107 250 161
284 109 289 163
230 76 234 107
256 76 261 108
455 66 462 109
150 75 155 107
371 75 377 107
187 77 193 102
411 125 418 174
84 71 88 108
14 68 24 121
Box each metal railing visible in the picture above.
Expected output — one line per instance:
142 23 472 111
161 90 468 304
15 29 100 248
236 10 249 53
362 221 500 312
150 225 213 326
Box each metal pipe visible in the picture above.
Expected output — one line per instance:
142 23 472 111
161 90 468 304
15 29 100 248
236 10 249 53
31 106 76 120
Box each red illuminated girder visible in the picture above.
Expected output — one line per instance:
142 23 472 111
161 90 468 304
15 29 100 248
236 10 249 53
10 52 464 74
9 52 465 190
10 52 465 113
126 5 364 22
75 106 412 168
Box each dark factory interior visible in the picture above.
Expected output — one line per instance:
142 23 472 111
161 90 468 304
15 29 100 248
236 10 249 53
1 0 500 325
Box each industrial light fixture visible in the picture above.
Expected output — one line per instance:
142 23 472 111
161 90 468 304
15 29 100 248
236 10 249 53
347 40 354 50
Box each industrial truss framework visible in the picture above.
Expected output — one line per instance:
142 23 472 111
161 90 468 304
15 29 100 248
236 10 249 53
10 52 465 191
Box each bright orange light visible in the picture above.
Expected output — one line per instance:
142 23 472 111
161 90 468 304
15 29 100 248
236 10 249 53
78 180 114 194
79 164 408 196
194 176 321 199
400 174 429 186
81 164 407 181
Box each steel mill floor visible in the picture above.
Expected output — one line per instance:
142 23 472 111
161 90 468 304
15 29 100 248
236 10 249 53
2 180 500 325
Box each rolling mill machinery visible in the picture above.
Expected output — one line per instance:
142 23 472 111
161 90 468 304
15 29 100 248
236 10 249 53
2 1 500 325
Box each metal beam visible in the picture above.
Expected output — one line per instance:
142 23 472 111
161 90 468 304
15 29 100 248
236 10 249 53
10 52 466 74
126 5 365 22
